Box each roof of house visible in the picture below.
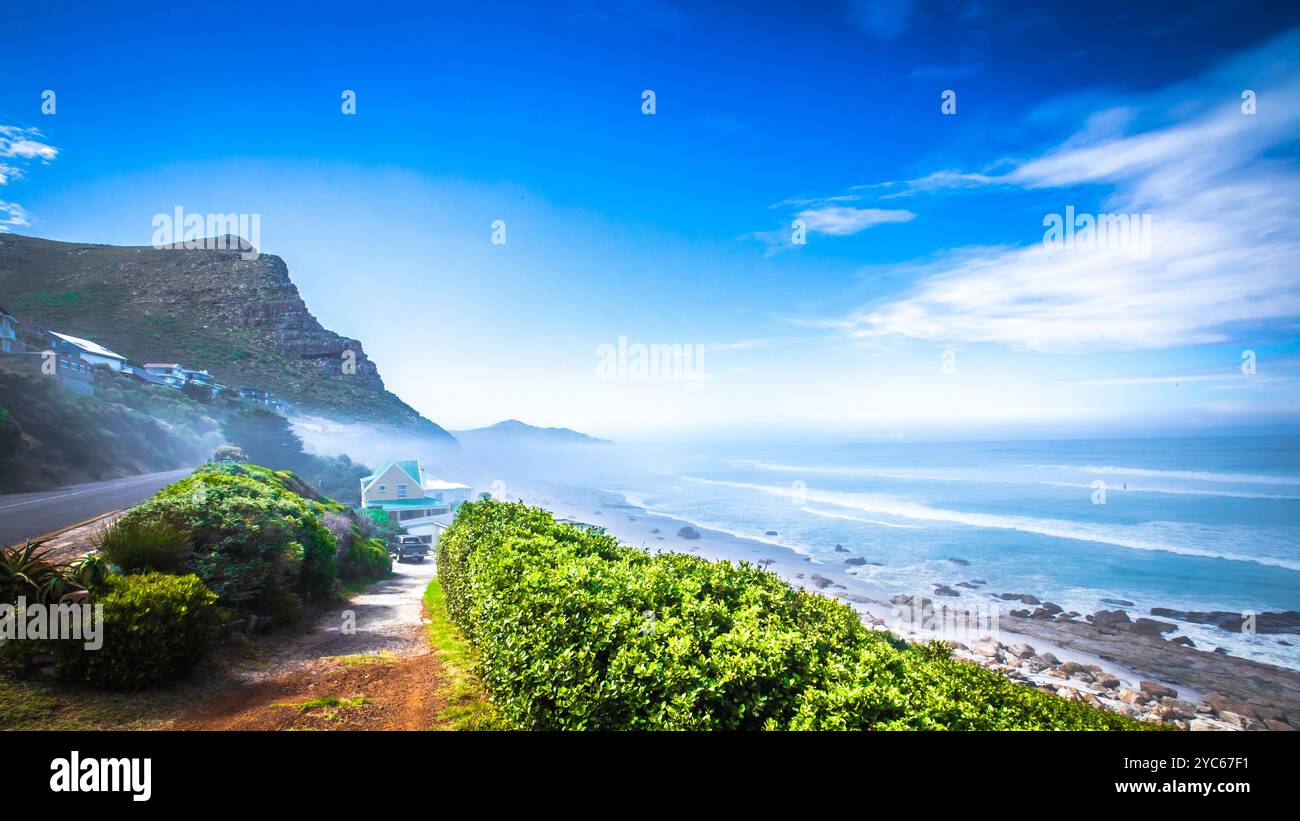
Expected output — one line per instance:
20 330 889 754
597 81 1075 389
361 460 422 492
422 477 471 491
143 363 180 369
49 332 127 361
362 498 452 510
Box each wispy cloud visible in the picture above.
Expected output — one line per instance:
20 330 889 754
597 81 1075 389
0 126 58 162
0 125 58 233
824 32 1300 353
795 205 915 236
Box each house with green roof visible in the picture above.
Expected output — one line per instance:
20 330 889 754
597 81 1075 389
360 459 472 544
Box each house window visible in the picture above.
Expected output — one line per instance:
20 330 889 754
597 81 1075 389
378 484 386 493
397 484 407 498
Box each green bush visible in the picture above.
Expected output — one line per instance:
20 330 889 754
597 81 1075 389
57 572 218 690
95 516 191 573
438 500 1150 731
323 511 392 581
119 464 338 620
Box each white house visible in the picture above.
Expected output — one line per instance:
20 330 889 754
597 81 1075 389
142 363 187 387
47 331 128 371
360 460 472 544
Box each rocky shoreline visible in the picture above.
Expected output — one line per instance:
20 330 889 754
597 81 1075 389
875 592 1300 731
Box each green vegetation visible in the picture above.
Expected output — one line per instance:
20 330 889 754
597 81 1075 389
94 516 191 574
422 578 508 730
56 572 218 691
0 359 217 492
438 500 1151 731
118 464 342 619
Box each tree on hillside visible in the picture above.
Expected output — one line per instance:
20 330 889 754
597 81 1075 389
219 408 305 471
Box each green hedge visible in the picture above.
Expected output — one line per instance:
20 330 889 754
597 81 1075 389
438 500 1149 730
57 572 218 690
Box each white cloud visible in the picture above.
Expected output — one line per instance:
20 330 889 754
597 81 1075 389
795 205 915 236
0 126 58 162
0 200 30 231
0 126 58 232
829 35 1300 353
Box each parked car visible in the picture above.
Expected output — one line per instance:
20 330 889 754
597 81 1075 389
389 535 429 563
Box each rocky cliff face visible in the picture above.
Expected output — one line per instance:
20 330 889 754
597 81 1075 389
0 233 454 441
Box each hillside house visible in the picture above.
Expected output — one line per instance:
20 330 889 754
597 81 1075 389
360 460 472 544
143 363 187 387
47 331 128 371
237 386 290 412
0 304 18 353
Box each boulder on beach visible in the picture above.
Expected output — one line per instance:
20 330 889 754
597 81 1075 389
677 526 701 540
809 574 834 589
1139 680 1178 700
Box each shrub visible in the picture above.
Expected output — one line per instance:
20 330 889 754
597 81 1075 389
213 444 246 462
0 542 70 605
119 465 338 620
324 512 391 580
438 500 1150 731
95 516 191 573
57 572 218 690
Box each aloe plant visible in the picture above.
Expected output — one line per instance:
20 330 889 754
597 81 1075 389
0 541 66 604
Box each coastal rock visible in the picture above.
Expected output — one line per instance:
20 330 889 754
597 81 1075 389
765 530 779 536
676 526 701 540
834 543 845 551
1189 718 1234 731
1265 719 1296 731
1101 598 1135 607
1007 643 1036 659
947 557 971 566
844 557 867 566
1095 673 1121 689
999 593 1041 605
1091 609 1131 630
809 574 834 589
1131 617 1178 636
1118 688 1149 705
1010 609 1031 618
1149 607 1300 634
1039 652 1061 666
1159 698 1197 719
1139 680 1178 700
1169 636 1196 647
956 582 978 589
1216 711 1254 730
933 584 961 597
1040 602 1063 615
650 528 660 534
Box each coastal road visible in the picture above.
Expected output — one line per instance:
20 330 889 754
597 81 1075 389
0 468 193 547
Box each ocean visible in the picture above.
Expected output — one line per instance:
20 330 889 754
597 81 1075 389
600 436 1300 669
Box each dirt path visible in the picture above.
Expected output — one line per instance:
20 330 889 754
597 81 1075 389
175 558 448 730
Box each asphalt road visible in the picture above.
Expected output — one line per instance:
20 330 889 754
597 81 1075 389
0 468 193 547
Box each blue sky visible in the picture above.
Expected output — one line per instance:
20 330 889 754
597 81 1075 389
2 0 1299 441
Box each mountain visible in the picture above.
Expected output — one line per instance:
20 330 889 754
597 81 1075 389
453 419 610 446
0 234 455 442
